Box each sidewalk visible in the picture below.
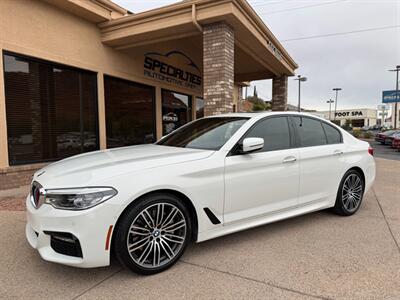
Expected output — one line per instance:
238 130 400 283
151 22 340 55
0 158 399 299
0 185 29 211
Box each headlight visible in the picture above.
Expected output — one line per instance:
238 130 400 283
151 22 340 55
44 187 117 210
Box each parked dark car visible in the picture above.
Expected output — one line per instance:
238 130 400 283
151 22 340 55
375 130 400 145
369 124 382 131
384 131 400 145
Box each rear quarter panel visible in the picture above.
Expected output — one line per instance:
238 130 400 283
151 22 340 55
342 132 376 193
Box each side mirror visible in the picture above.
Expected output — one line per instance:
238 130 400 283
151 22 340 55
241 137 264 154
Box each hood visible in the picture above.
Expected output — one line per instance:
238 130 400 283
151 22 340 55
34 144 214 188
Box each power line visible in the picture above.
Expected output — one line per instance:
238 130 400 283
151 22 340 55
281 25 400 42
259 0 347 15
249 0 283 4
251 0 292 7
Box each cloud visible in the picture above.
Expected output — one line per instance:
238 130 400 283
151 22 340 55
252 0 400 111
114 0 400 111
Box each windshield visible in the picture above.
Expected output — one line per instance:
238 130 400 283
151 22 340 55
157 117 248 150
384 130 395 135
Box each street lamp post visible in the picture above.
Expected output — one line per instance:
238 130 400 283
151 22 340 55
388 65 400 129
378 104 388 126
295 75 307 112
332 88 342 121
327 99 334 121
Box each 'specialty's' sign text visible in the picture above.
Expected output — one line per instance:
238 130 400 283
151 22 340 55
144 51 202 90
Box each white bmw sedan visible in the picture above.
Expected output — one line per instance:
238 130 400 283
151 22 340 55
26 112 375 274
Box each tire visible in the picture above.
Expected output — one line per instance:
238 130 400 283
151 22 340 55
113 193 192 275
332 170 365 216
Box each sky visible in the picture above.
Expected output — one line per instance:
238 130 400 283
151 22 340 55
113 0 400 111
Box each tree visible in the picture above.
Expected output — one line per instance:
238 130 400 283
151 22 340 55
252 101 266 111
244 85 271 112
245 97 270 112
341 119 352 131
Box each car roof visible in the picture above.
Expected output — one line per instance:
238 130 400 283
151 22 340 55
385 130 399 134
206 111 324 120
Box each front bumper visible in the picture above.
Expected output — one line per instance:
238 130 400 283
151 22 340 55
26 196 120 268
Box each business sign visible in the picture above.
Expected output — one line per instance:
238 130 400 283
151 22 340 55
266 39 282 60
162 112 178 122
382 90 400 103
144 50 202 90
335 111 363 118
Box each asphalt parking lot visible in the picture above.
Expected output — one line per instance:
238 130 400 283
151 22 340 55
369 140 400 161
0 157 399 300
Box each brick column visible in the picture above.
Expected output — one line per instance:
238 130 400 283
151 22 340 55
203 22 234 116
272 75 288 111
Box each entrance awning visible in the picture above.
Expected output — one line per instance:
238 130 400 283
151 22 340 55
98 0 298 83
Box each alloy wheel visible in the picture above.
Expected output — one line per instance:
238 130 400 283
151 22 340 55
341 174 363 213
126 203 187 269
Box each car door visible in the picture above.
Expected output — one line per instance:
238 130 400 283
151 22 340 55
224 116 300 224
290 116 346 206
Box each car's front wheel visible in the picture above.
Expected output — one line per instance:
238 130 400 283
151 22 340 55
113 193 191 275
333 170 365 216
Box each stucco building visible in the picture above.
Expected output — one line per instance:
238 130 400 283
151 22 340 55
0 0 297 189
317 108 378 128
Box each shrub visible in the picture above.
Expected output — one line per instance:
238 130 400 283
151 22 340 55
363 131 373 139
252 102 266 111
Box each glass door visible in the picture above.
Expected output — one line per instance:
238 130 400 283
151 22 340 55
162 90 192 135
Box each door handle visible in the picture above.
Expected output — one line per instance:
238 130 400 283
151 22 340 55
333 150 344 156
283 156 297 163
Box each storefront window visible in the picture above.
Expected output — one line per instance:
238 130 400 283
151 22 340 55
196 97 204 119
104 76 155 148
351 119 365 128
3 52 98 165
162 90 192 135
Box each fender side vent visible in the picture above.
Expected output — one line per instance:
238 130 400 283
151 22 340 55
203 208 221 225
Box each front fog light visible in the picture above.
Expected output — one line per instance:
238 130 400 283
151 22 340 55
44 187 117 210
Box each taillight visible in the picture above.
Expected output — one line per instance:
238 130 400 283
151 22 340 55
368 147 374 156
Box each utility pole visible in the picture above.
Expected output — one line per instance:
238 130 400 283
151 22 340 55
295 75 307 112
388 65 400 129
333 88 342 121
327 99 334 121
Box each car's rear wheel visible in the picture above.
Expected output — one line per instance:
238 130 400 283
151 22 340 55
113 193 191 275
333 170 365 216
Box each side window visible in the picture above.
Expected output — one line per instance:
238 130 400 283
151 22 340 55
245 117 291 152
292 117 327 147
322 122 342 144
